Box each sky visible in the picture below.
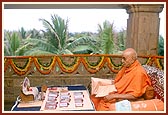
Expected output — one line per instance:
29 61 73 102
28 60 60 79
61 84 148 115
3 8 165 36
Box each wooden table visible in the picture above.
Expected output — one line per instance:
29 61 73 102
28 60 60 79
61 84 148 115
12 85 95 111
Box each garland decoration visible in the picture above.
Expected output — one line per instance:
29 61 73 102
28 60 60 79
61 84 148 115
10 57 32 75
4 55 164 75
154 58 163 70
4 57 10 72
82 56 106 73
59 56 78 67
106 57 122 73
33 56 56 74
56 56 81 73
84 56 104 69
144 57 152 65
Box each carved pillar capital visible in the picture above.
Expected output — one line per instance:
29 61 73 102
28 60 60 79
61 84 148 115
126 4 164 14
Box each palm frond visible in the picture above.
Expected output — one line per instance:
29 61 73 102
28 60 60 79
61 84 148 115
51 14 68 48
39 18 61 49
5 32 21 56
98 20 116 54
65 36 100 54
24 38 59 54
24 49 56 56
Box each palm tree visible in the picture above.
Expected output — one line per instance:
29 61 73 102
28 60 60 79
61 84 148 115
19 27 27 39
39 14 72 54
39 14 101 54
97 20 116 54
65 36 101 54
6 28 50 56
4 32 22 56
116 29 126 51
28 29 44 39
14 14 72 56
18 37 59 56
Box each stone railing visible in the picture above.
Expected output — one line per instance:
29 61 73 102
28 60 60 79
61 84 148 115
3 54 164 104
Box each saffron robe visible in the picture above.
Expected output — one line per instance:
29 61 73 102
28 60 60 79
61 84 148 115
109 99 164 111
91 60 152 111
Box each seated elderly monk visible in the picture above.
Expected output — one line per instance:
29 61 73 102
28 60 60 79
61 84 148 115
90 48 152 111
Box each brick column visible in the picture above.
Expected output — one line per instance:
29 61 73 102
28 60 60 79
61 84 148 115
125 4 164 55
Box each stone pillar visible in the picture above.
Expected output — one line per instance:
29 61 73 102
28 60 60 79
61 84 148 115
125 4 164 55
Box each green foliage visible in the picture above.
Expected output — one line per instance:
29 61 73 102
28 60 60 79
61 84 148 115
21 38 59 56
117 29 126 51
4 32 21 56
4 14 163 56
19 27 27 39
4 14 127 56
158 35 164 56
39 14 69 50
97 20 116 54
65 36 100 54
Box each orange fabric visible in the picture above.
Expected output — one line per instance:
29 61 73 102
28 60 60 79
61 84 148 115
90 95 116 111
114 60 151 97
109 99 164 111
90 95 102 110
91 60 152 111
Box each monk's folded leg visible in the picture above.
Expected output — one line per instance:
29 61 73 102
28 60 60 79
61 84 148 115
96 99 113 111
90 95 103 110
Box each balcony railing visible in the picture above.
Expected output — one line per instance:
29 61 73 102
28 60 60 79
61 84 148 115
3 54 164 103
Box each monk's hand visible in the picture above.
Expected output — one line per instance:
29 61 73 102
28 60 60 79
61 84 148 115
103 94 114 102
108 91 116 95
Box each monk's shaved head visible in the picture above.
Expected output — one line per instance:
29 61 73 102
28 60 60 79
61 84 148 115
123 48 137 61
122 48 138 68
